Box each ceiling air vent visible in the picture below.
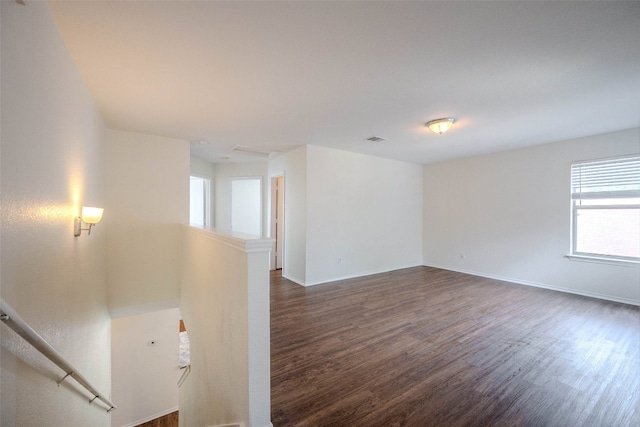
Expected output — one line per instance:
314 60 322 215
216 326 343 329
366 136 386 142
231 145 273 158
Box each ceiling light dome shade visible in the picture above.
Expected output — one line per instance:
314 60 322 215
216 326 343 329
426 117 456 134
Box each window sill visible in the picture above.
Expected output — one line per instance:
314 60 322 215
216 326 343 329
565 254 640 267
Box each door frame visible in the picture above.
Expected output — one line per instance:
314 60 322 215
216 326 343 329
270 174 285 270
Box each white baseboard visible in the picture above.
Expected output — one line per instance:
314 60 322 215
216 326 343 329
423 263 640 306
281 273 305 287
284 264 422 287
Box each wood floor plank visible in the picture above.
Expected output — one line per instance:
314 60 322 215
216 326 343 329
135 411 178 427
270 266 640 426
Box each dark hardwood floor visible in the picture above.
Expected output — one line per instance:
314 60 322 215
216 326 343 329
270 267 640 426
136 411 178 427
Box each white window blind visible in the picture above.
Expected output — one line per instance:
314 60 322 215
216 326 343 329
570 155 640 262
571 155 640 200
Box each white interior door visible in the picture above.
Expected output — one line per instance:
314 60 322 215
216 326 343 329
231 178 262 236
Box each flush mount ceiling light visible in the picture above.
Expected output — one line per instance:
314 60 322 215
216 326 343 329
426 117 456 135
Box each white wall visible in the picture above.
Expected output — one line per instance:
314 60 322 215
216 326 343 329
1 1 111 425
214 162 268 233
179 227 272 427
106 130 190 317
268 147 308 284
423 128 640 305
305 145 423 285
111 308 181 427
190 156 217 178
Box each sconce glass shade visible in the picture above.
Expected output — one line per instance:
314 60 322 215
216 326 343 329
74 206 104 236
81 206 104 225
426 117 456 134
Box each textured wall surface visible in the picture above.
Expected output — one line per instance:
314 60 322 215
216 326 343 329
1 1 111 425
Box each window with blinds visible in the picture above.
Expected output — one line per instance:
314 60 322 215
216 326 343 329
570 155 640 261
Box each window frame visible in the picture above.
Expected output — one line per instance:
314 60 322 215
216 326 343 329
569 154 640 265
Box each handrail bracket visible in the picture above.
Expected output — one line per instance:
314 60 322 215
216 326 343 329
0 299 116 412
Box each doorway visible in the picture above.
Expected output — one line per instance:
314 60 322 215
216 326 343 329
189 175 211 227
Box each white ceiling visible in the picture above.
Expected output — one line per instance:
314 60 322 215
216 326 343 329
48 0 640 165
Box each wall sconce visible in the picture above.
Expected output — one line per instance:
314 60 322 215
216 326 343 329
426 117 456 134
74 206 104 237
